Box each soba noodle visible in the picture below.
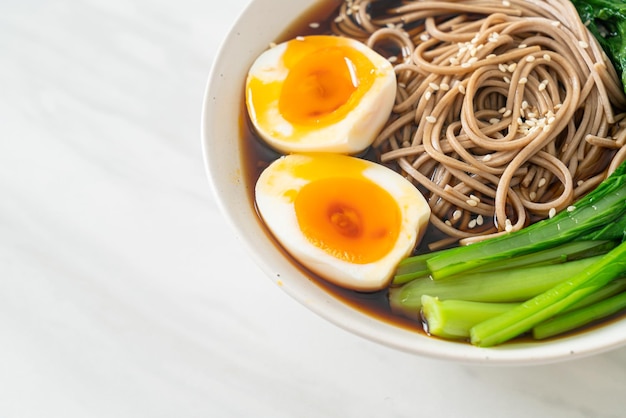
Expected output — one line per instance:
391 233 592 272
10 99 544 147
330 0 626 248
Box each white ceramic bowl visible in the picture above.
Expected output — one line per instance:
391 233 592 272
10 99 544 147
201 0 626 365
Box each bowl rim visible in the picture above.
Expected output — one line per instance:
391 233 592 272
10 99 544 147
200 0 626 365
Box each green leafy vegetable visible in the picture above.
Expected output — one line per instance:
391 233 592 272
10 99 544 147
571 0 626 90
391 161 626 346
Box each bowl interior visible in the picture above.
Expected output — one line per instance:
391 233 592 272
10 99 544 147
200 0 626 364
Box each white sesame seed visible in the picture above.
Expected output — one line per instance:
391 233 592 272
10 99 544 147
453 210 462 220
519 77 528 84
468 219 477 229
458 84 466 94
468 57 478 64
445 220 452 226
503 76 511 84
543 53 551 61
518 43 527 49
526 55 536 62
449 57 460 65
490 118 500 124
505 219 513 232
530 191 537 200
578 180 584 186
522 100 529 109
429 82 440 91
499 63 507 72
477 215 484 226
549 207 556 218
309 22 320 28
388 56 398 63
461 62 471 68
296 36 305 41
482 154 492 162
579 40 589 49
420 33 430 42
503 109 512 117
486 54 497 59
508 63 517 72
502 0 510 6
334 16 344 23
567 205 576 212
440 83 450 91
425 115 437 123
498 107 507 114
466 199 478 207
552 20 561 27
470 194 480 202
424 91 432 100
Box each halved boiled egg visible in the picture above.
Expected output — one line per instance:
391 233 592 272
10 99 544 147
245 35 397 154
255 153 430 292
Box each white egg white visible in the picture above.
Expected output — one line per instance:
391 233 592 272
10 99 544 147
246 36 397 155
255 153 431 292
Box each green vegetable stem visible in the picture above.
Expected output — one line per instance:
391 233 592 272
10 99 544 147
391 160 626 346
470 240 626 346
532 279 626 339
389 251 604 318
420 278 626 340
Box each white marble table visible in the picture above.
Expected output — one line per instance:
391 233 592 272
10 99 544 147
2 1 626 417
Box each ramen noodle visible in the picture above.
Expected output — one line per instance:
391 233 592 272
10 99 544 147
330 0 626 249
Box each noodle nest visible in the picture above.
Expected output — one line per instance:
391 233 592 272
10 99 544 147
331 0 626 248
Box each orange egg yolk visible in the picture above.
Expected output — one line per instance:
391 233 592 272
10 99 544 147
279 46 360 124
246 36 378 134
294 176 401 264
